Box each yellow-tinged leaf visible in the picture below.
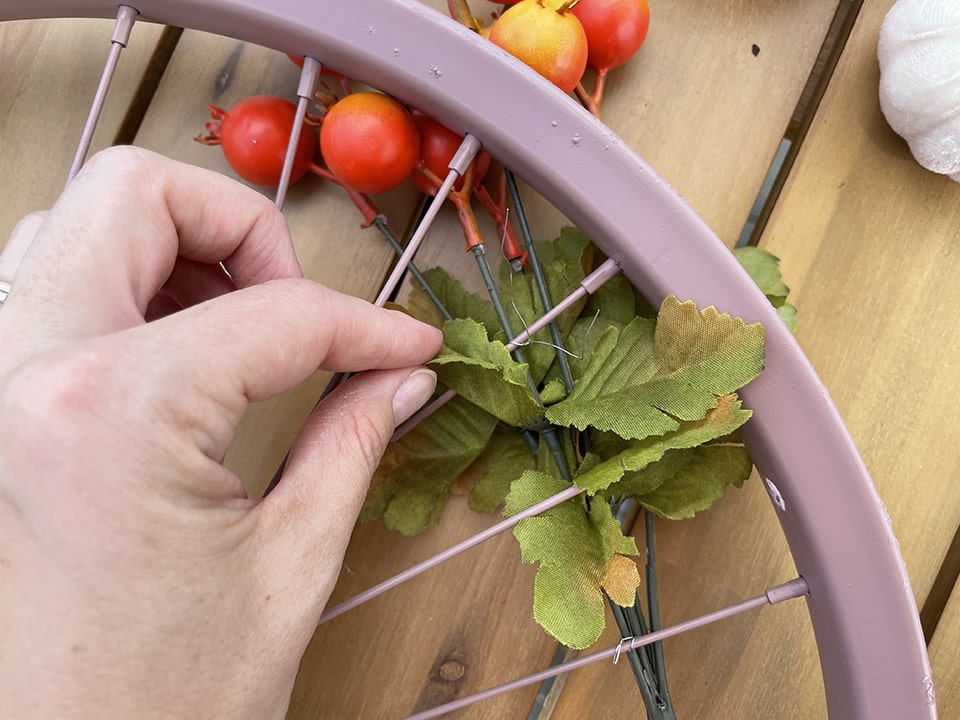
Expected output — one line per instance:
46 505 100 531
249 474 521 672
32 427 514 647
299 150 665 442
508 471 640 648
547 297 764 441
603 555 641 606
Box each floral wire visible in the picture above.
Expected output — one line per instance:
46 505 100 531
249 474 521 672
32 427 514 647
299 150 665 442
505 169 576 393
376 199 453 320
645 510 677 717
469 243 543 405
503 170 669 710
505 261 580 360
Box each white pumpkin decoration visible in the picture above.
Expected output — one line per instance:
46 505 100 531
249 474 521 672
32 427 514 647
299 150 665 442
878 0 960 182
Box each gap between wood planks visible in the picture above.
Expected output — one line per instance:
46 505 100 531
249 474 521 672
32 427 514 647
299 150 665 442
738 0 865 248
735 0 960 647
111 25 183 146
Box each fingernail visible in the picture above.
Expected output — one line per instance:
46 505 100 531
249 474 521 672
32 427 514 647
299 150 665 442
392 368 438 426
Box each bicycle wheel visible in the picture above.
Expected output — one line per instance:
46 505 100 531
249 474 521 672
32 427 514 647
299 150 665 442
0 2 935 718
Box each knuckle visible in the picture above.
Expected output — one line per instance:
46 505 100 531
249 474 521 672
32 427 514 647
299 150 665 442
82 144 156 179
0 346 118 471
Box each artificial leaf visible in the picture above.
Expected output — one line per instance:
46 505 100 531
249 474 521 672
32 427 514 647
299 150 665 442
509 471 640 649
546 319 657 436
733 246 798 332
362 395 498 535
429 318 541 426
630 444 754 519
546 313 613 384
777 303 798 333
406 266 499 332
503 468 563 517
733 246 790 301
547 294 763 441
498 229 592 383
604 554 643 606
654 296 766 394
539 377 567 405
463 426 537 513
578 394 753 494
542 228 595 319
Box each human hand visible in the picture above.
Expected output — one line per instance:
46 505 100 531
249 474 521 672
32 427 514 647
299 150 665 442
0 147 442 719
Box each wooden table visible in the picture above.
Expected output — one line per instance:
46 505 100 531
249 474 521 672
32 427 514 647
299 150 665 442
2 1 958 717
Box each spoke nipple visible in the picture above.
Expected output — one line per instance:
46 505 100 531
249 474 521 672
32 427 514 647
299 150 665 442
449 134 482 175
765 577 809 605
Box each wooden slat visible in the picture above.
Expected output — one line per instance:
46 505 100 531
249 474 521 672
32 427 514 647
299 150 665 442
755 0 960 715
760 0 960 609
0 18 165 243
929 580 960 718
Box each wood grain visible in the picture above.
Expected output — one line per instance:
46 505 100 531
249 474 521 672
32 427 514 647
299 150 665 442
0 18 164 243
758 0 959 715
761 0 960 606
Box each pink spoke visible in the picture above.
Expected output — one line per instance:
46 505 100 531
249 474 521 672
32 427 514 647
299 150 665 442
506 257 620 349
318 484 583 624
274 56 321 208
67 5 137 184
390 258 622 441
373 134 481 308
404 578 810 720
313 135 482 403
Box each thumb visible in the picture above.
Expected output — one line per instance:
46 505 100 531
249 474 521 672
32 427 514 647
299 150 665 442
255 366 437 613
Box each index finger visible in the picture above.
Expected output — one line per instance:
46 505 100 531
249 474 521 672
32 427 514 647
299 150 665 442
7 146 301 339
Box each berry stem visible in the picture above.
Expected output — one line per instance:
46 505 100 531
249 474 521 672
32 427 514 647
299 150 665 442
473 175 523 263
446 0 481 32
307 161 379 227
575 68 608 120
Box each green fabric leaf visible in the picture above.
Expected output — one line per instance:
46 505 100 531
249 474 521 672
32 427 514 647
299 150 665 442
406 266 499 332
733 246 790 301
539 377 567 405
547 297 763 440
464 427 537 513
579 393 753 494
630 444 754 519
429 318 541 426
503 468 563 517
654 295 766 393
733 246 797 333
508 471 640 649
497 229 592 383
541 314 611 390
362 395 498 535
777 303 798 333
